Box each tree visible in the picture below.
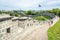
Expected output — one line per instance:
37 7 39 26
45 8 60 17
15 14 19 17
33 11 40 15
0 11 2 14
25 10 32 15
10 13 14 16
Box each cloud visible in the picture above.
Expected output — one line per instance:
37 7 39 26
47 0 60 6
0 0 60 10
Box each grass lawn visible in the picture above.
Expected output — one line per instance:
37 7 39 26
48 19 60 40
33 16 51 21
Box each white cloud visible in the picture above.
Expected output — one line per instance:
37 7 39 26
0 0 60 10
0 0 42 7
47 0 60 6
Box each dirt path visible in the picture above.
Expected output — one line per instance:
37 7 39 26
21 24 49 40
21 17 59 40
18 16 59 40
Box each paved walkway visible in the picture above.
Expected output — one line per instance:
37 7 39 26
20 16 59 40
21 23 49 40
17 16 59 40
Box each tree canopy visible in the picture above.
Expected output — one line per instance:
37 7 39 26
45 8 60 17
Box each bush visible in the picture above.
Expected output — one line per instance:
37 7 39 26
10 13 14 16
15 14 19 17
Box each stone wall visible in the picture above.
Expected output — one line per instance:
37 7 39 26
0 14 59 40
17 16 59 40
0 15 19 40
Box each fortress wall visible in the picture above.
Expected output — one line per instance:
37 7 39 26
0 19 12 40
18 16 59 40
0 14 59 40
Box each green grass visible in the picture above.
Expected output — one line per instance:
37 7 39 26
33 16 51 21
48 19 60 40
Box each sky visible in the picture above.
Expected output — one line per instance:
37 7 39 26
0 0 60 10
